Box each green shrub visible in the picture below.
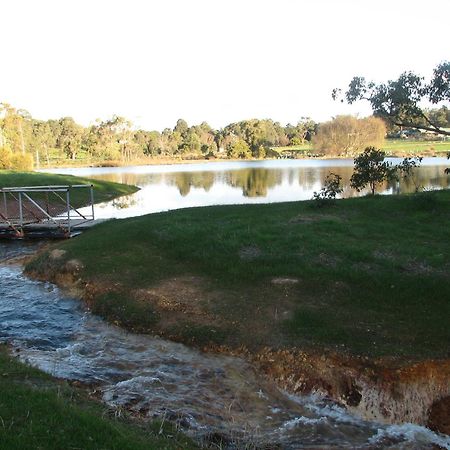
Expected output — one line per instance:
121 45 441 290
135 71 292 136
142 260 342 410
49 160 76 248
350 147 396 195
312 172 343 206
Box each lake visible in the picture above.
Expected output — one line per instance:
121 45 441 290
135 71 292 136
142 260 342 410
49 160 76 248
43 158 450 218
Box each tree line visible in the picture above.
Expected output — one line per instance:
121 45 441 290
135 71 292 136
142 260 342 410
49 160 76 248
1 102 449 170
0 105 319 170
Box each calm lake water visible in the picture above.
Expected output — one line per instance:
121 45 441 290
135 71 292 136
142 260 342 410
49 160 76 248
44 158 450 218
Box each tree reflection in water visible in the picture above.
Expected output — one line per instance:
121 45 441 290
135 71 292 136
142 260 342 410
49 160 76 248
169 172 215 196
111 195 138 209
59 159 450 218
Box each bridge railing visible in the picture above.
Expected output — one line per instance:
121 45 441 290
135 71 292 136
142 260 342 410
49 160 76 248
0 184 95 237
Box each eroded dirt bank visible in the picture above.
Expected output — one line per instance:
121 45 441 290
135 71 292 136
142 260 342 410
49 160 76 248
25 252 450 436
249 348 450 433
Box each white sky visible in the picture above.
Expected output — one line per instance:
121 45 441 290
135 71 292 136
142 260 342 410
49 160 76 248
1 0 449 131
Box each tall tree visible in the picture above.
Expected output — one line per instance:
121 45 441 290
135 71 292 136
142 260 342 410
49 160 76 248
84 116 137 161
173 119 189 137
56 117 83 160
0 103 31 154
135 130 162 156
333 61 450 136
29 120 53 167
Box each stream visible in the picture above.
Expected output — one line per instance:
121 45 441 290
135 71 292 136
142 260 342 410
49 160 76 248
1 241 449 449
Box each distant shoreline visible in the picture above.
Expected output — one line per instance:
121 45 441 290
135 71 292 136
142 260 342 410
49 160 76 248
37 150 449 171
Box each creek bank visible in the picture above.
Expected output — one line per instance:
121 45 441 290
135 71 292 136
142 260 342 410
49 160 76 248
248 348 450 431
25 251 450 437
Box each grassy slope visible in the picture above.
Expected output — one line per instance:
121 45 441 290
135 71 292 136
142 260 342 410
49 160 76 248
0 346 195 450
0 170 138 207
29 190 450 361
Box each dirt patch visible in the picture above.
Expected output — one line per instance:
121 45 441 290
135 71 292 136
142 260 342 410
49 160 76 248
26 251 84 293
238 245 262 260
271 277 299 285
133 276 219 328
315 252 341 268
372 249 397 262
401 259 435 275
49 248 67 260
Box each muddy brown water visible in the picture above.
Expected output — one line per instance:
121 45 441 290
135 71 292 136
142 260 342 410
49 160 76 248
1 242 449 449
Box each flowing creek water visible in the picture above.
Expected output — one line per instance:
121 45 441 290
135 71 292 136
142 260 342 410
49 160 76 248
1 242 449 449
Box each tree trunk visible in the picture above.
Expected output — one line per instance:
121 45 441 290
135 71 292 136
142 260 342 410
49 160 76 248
35 149 40 169
45 145 50 166
19 122 25 154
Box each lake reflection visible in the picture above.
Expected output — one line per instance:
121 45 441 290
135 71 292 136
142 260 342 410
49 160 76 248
43 159 450 218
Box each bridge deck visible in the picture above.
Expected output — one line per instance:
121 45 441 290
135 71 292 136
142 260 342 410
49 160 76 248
0 219 109 239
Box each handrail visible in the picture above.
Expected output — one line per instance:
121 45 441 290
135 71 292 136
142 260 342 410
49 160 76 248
0 184 93 192
0 184 95 238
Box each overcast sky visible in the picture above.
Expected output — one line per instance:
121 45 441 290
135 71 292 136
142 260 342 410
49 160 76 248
1 0 448 130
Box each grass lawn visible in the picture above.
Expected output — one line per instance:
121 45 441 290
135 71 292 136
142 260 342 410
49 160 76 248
381 139 450 154
27 190 450 361
0 170 138 208
273 139 450 157
0 346 196 450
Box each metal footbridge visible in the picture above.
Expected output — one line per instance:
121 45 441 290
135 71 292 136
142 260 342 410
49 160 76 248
0 184 99 239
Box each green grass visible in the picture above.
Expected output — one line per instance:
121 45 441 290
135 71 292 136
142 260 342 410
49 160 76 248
273 144 312 153
27 190 450 360
0 346 196 450
273 139 450 157
0 170 138 207
381 139 450 154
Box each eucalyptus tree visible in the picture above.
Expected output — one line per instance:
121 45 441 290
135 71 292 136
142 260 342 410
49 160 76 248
333 61 450 136
29 120 53 166
173 118 189 137
56 117 84 160
0 103 31 154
